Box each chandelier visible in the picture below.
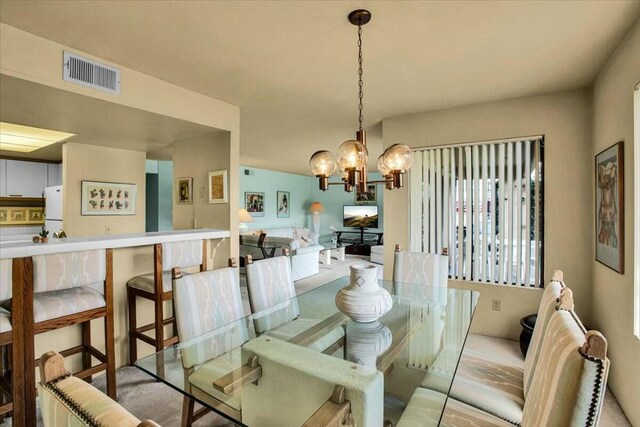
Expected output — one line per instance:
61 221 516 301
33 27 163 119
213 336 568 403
309 9 413 193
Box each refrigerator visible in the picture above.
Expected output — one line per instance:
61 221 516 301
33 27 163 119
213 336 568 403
45 185 63 233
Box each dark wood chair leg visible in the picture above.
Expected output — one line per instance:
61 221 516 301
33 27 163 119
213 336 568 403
181 396 194 427
105 249 116 399
127 287 138 365
154 293 165 379
82 321 92 383
14 257 34 427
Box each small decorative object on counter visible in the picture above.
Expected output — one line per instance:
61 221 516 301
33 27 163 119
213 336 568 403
39 226 49 243
32 235 41 244
335 263 392 322
52 230 67 239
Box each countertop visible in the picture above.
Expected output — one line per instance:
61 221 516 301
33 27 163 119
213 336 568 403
0 229 230 258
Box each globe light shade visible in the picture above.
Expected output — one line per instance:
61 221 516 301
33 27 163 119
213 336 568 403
337 140 369 170
376 154 391 176
309 150 338 177
383 144 413 172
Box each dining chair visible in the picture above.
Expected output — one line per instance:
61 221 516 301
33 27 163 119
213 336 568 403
38 351 160 427
392 244 449 287
436 310 609 427
127 240 206 363
172 258 247 426
0 258 26 426
244 253 344 354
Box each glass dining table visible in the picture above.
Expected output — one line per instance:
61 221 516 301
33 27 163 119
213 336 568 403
135 277 478 426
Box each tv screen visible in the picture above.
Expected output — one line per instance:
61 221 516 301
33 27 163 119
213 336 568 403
343 205 378 228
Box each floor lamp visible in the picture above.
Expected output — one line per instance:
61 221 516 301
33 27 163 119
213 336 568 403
309 202 324 235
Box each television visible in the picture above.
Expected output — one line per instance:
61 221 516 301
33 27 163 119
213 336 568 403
343 205 378 229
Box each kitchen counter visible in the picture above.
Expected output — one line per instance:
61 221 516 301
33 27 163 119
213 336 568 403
0 228 230 258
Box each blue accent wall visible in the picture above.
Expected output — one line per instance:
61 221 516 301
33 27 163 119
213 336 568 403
145 159 173 232
239 166 384 242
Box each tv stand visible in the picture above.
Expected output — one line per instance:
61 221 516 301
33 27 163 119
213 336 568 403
336 229 383 246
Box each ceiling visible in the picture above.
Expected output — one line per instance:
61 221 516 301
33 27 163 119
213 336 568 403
0 75 220 161
1 1 638 174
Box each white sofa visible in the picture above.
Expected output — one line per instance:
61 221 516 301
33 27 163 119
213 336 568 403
240 227 323 281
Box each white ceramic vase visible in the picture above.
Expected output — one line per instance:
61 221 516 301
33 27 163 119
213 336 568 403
335 264 393 323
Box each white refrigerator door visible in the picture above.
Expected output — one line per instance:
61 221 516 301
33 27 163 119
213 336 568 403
45 219 63 233
45 185 63 220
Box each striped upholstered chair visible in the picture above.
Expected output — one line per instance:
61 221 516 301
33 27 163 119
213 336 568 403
392 244 449 287
172 259 248 426
127 240 206 363
438 271 569 424
244 254 344 353
26 249 116 403
439 310 609 427
38 351 160 427
0 259 26 425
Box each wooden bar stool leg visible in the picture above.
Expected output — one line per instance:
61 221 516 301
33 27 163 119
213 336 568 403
82 321 92 383
127 287 138 364
105 249 116 399
154 293 165 379
14 257 34 427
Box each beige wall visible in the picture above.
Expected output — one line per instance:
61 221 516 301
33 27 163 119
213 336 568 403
63 142 146 236
383 89 593 339
173 132 234 268
592 19 640 426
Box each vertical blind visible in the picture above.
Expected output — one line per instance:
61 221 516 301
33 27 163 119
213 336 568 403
409 137 544 287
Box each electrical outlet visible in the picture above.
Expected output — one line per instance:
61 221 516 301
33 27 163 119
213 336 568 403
105 225 112 235
492 298 501 311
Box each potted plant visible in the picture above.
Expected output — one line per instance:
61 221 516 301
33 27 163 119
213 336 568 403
39 227 49 243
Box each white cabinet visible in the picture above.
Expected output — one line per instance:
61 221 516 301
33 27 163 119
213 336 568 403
0 160 6 196
6 160 48 197
48 163 62 187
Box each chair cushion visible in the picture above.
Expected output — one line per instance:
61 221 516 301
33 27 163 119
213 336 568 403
463 333 524 370
127 272 172 293
266 317 345 352
0 307 11 333
0 259 12 301
38 376 140 426
33 250 106 292
441 396 514 427
393 251 449 287
34 287 105 323
370 245 384 255
449 353 525 424
189 348 243 411
162 240 203 270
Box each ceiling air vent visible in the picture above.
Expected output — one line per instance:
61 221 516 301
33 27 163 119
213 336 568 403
63 51 120 94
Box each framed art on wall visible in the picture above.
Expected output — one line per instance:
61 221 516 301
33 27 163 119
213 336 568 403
277 191 290 218
355 183 377 205
81 180 136 216
208 170 228 204
595 141 624 273
176 177 193 205
245 192 265 217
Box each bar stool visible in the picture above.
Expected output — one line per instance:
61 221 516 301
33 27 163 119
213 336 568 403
17 249 116 421
127 240 206 363
0 258 27 427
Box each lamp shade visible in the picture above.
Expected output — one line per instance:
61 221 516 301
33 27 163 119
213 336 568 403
309 202 324 213
239 208 254 223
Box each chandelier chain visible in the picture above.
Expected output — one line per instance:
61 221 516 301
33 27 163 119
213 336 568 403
357 24 364 131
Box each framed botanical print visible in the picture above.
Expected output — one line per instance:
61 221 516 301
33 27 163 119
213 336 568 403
277 191 290 218
176 177 193 205
355 183 377 205
595 141 624 273
245 192 265 217
208 170 228 204
81 181 136 215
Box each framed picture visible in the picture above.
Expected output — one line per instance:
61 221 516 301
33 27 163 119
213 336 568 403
277 191 290 218
176 177 193 205
245 192 265 217
355 183 377 205
208 170 228 204
81 181 136 216
595 141 624 273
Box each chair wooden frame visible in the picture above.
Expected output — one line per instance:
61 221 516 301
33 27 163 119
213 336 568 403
0 258 28 427
128 241 207 364
18 249 116 425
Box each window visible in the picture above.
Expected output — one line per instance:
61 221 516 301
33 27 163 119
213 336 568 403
409 136 544 287
634 84 639 338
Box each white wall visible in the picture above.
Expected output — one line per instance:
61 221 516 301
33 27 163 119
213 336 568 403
591 18 640 426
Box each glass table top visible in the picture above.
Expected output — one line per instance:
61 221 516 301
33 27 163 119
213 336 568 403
135 277 478 426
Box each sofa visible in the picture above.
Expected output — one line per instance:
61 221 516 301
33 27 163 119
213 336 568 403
240 227 323 281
